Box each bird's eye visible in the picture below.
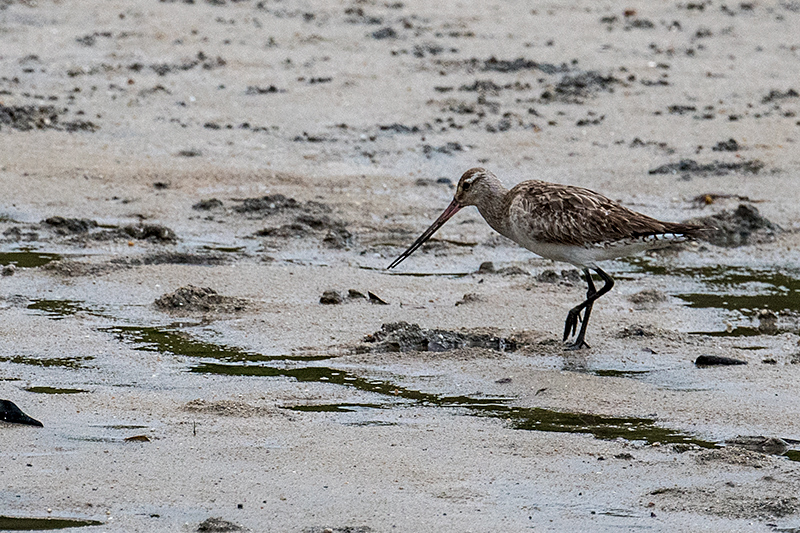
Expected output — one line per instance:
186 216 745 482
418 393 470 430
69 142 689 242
462 181 471 191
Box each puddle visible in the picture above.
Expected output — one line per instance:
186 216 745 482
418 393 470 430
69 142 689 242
622 259 800 336
359 265 471 277
0 355 94 369
590 369 651 379
289 403 385 413
201 245 245 253
0 251 61 268
194 361 716 448
105 323 798 459
472 404 715 448
100 325 329 363
623 260 800 313
27 299 94 320
0 515 103 530
24 386 88 394
89 424 148 430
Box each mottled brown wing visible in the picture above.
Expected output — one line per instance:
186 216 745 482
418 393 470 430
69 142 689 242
504 181 690 246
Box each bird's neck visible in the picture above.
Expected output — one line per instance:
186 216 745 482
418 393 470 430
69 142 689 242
473 177 511 238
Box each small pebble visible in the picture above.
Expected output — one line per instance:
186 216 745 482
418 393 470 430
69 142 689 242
320 290 343 305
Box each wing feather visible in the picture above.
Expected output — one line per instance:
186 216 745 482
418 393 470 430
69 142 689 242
505 181 695 246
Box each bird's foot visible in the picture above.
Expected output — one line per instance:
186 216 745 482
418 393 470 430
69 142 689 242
563 308 583 341
564 339 590 351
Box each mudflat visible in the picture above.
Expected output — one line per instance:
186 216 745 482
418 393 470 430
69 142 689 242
1 1 800 531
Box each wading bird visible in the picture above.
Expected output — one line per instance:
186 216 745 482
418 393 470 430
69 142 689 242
388 168 702 349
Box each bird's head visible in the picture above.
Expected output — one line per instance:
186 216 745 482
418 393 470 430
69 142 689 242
387 167 501 269
454 167 496 207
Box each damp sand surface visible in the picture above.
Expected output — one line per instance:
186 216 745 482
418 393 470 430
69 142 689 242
2 1 800 531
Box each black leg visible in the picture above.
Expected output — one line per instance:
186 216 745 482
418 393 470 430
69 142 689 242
563 268 592 341
563 267 615 350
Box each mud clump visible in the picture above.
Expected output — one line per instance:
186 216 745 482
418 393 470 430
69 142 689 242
256 215 352 249
688 204 780 247
725 436 789 455
617 324 661 337
540 71 622 103
155 285 248 313
320 290 344 305
234 194 328 216
536 269 581 283
193 198 224 211
628 289 667 305
648 158 764 179
121 224 178 242
360 322 519 353
196 516 248 532
238 194 352 249
42 216 98 234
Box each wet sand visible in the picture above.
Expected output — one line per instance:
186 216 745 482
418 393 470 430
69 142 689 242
2 1 800 531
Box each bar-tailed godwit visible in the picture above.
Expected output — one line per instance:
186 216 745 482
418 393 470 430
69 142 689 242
388 168 702 349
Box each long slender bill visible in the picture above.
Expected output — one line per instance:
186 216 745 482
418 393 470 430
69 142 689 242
388 199 463 269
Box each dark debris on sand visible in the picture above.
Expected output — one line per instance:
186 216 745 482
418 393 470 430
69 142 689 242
648 158 765 179
687 204 781 247
0 104 98 132
359 322 520 353
540 71 623 103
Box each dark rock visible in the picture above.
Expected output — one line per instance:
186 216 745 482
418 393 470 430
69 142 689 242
320 290 343 305
0 399 43 427
2 264 16 276
695 354 747 366
476 261 496 273
367 291 389 305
